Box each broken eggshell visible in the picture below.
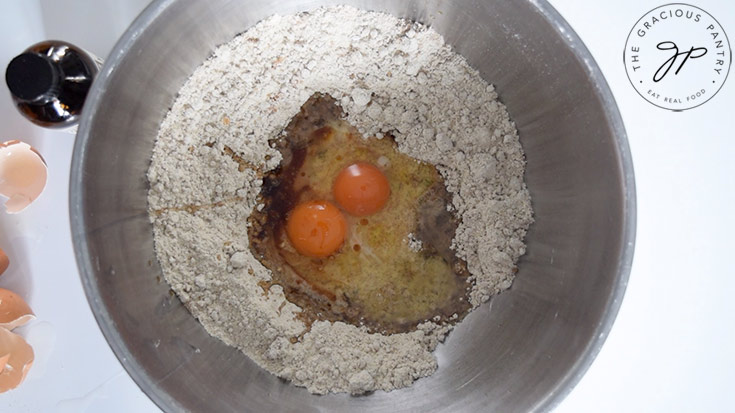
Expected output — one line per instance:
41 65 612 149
0 288 35 330
0 140 48 213
0 248 8 276
0 327 34 393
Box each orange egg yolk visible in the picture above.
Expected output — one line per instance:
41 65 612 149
286 200 347 258
333 162 390 216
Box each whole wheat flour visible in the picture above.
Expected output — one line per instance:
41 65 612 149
147 6 533 394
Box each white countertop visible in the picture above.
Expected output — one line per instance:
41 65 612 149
1 0 733 411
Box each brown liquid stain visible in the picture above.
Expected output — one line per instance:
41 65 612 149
248 93 471 334
223 145 259 173
151 196 244 216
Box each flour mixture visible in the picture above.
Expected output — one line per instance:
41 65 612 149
147 5 533 394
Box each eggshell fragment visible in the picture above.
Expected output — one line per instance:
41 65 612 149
0 248 8 276
0 140 48 213
0 327 34 393
0 289 35 330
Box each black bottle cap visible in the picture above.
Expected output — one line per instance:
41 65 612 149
5 52 58 102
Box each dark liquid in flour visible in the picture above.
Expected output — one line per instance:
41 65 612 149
248 94 471 335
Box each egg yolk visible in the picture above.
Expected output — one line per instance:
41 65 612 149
286 200 347 258
333 162 390 216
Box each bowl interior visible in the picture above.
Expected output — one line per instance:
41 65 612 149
71 0 634 411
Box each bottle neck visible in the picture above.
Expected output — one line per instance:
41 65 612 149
5 52 61 103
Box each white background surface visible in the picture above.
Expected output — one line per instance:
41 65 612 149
0 0 733 411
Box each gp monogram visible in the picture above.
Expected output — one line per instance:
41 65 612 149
624 3 731 111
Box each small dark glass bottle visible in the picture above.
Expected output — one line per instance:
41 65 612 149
5 41 100 129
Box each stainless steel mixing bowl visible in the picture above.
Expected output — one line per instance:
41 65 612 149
70 0 635 411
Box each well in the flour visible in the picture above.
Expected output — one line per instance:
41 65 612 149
248 93 472 335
